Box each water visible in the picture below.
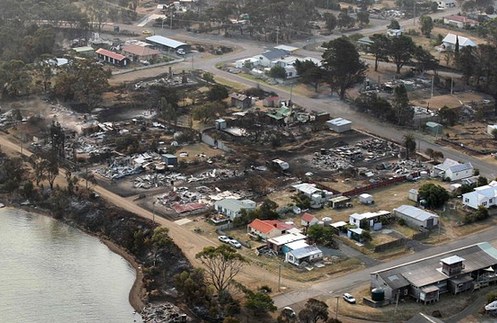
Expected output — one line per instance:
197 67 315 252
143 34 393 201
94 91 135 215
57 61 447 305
0 208 142 323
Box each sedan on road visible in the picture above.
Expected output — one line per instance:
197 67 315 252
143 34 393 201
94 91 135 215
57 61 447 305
228 239 242 249
342 293 356 304
218 235 230 243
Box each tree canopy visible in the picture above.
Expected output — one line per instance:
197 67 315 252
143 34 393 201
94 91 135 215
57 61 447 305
418 183 449 208
321 37 367 100
196 245 246 293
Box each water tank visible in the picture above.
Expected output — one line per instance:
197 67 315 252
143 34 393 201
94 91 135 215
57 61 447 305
371 288 385 301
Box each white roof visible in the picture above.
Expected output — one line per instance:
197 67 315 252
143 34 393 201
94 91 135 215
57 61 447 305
288 245 322 259
331 221 347 228
327 117 352 126
292 183 321 195
146 35 186 49
268 232 306 245
359 193 373 199
349 227 363 235
394 205 439 221
434 158 460 171
350 210 390 221
442 33 476 47
441 255 465 265
274 44 299 52
285 240 309 250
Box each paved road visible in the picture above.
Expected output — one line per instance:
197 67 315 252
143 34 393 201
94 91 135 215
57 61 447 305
273 228 497 308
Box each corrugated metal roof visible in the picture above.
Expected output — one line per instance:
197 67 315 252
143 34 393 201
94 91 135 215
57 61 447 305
373 243 497 289
146 35 186 49
288 245 322 259
394 205 438 222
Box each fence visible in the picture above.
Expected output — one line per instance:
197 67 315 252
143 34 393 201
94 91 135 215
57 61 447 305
343 176 407 197
201 131 231 152
374 238 407 253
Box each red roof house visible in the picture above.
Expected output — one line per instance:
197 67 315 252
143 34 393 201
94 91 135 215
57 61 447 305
247 219 293 241
96 48 129 67
301 212 319 227
122 44 160 61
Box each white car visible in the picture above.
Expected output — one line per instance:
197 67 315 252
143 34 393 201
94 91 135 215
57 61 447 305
218 235 230 243
342 293 356 304
228 239 242 249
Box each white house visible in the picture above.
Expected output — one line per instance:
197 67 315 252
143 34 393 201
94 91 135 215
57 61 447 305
442 34 476 51
292 183 333 208
462 181 497 209
393 205 439 229
349 210 390 230
214 198 256 220
285 245 323 266
438 0 456 9
432 158 474 181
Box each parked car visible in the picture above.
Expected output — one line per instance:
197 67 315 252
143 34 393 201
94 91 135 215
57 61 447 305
281 307 296 318
218 235 230 243
176 48 186 55
342 293 356 304
228 239 242 249
142 29 152 35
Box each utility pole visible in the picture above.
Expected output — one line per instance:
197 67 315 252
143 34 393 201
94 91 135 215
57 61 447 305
278 264 282 291
276 26 280 45
431 75 434 98
170 8 173 30
413 2 416 25
450 77 454 94
335 296 339 320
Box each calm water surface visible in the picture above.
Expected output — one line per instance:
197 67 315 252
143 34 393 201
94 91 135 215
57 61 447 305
0 208 142 323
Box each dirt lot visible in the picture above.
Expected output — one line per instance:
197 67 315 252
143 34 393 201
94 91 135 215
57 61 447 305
440 121 497 154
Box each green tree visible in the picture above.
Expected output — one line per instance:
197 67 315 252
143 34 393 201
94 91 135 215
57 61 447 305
414 46 438 74
298 298 329 323
403 134 416 159
370 34 391 72
387 19 400 29
356 11 370 27
392 85 413 126
259 198 279 220
418 183 449 208
269 65 287 79
307 225 336 247
438 106 458 126
54 60 110 108
337 11 355 29
478 176 489 186
174 269 209 306
245 291 277 316
294 59 324 92
323 12 337 31
192 101 226 123
195 245 246 293
207 84 229 101
321 37 367 100
0 60 32 97
387 35 416 74
475 205 489 221
420 16 433 37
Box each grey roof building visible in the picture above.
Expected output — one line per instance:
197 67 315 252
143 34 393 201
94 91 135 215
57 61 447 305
393 205 439 229
260 48 289 61
371 242 497 304
146 35 189 51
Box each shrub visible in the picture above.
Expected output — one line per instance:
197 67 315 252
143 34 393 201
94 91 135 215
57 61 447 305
487 291 497 303
398 218 406 226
